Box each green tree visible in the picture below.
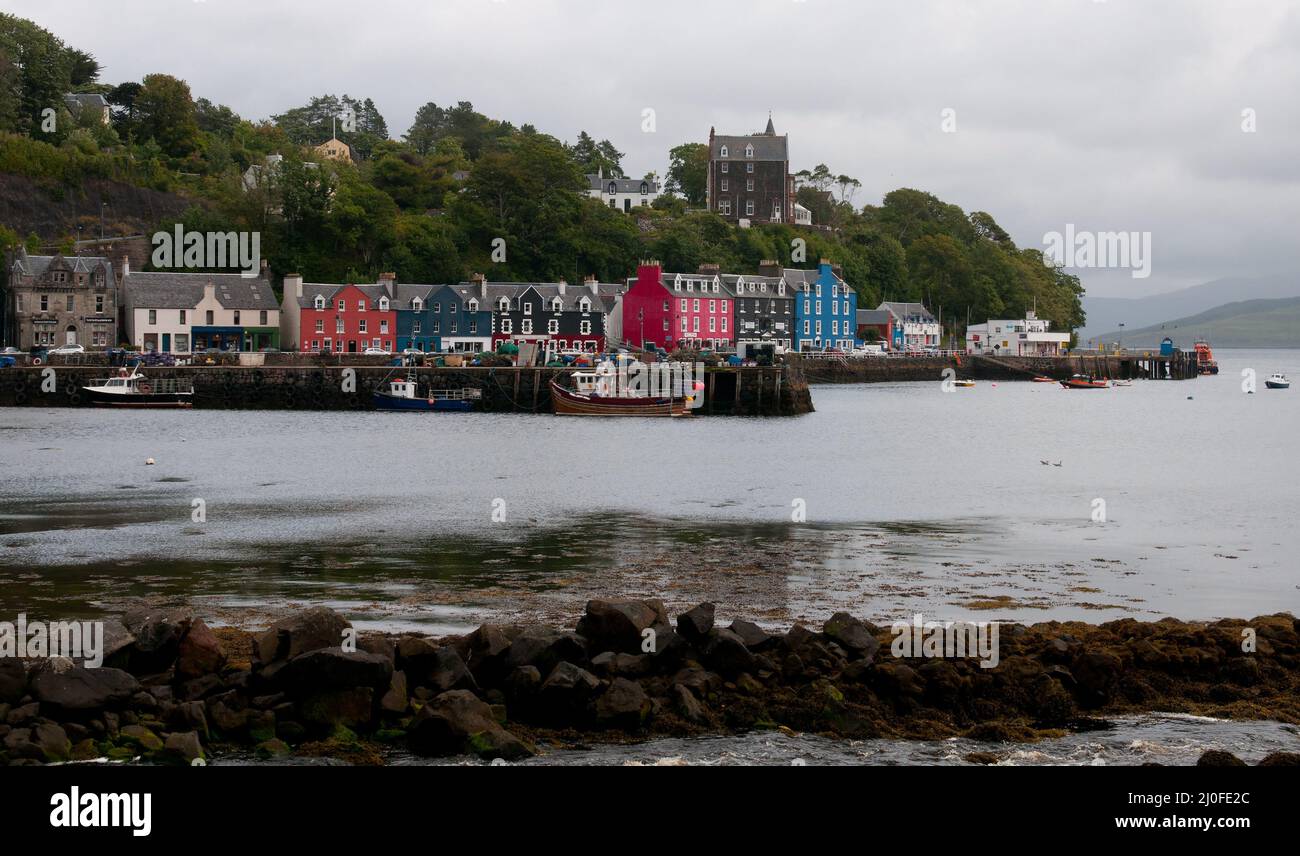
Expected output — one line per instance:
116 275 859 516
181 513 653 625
665 142 707 205
134 73 199 157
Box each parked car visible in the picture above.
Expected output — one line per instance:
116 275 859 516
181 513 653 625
400 348 424 356
363 347 391 356
48 343 85 355
1 347 22 355
852 344 887 357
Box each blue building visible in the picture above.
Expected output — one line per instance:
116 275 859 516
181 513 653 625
785 260 856 351
393 284 436 352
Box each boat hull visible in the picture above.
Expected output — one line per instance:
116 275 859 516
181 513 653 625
550 380 690 416
1265 380 1290 389
83 388 193 408
373 392 473 412
1060 380 1109 389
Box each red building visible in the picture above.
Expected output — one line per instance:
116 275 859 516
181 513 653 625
297 281 397 353
621 261 734 351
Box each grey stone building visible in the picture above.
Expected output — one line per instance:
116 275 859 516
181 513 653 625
4 248 119 350
706 115 794 225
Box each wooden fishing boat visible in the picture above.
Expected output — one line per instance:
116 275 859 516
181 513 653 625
550 360 697 416
1060 374 1109 390
82 367 194 408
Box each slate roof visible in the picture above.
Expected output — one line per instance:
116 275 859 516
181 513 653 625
125 272 277 310
710 129 789 161
10 251 117 289
857 309 892 326
586 174 660 194
782 267 845 292
725 274 791 299
879 301 936 323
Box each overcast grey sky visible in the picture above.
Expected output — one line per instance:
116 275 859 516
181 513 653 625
12 0 1299 298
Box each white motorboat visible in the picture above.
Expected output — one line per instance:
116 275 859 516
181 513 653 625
1265 373 1290 389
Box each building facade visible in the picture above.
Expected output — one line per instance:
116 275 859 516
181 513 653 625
123 271 279 354
5 249 118 350
855 309 894 347
419 283 493 353
879 302 940 351
785 260 856 351
706 116 794 225
728 266 794 350
487 278 609 353
293 281 397 353
965 310 1070 356
586 170 660 212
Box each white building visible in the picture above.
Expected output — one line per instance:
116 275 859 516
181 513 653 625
586 169 660 212
965 310 1070 356
124 271 280 354
794 203 812 226
879 301 940 350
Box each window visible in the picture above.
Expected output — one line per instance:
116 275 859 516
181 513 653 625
502 318 512 333
148 309 157 325
15 295 22 313
745 144 754 158
721 300 728 312
548 319 559 334
450 320 457 333
815 300 822 315
609 181 617 195
721 179 728 192
579 298 591 312
720 145 728 157
523 301 532 315
721 317 727 332
413 320 421 333
804 320 810 334
373 338 380 348
233 310 241 325
358 300 366 312
709 317 717 333
816 283 823 298
580 320 591 334
640 183 648 195
681 317 688 332
469 319 478 334
663 300 669 311
260 310 268 325
693 298 700 312
179 310 187 324
680 299 687 312
709 300 716 313
521 318 533 334
832 320 839 335
379 297 389 311
844 301 850 316
815 320 822 335
380 320 389 334
40 295 48 311
692 316 700 332
359 319 368 333
746 179 754 192
746 200 754 216
315 296 326 310
720 162 728 173
778 283 785 296
412 298 423 311
468 299 478 312
336 318 345 333
449 303 457 314
175 334 189 353
832 301 838 315
316 319 324 333
66 295 75 311
552 297 563 312
338 300 345 311
720 200 731 215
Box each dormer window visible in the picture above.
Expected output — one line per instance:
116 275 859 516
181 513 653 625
640 183 648 195
719 145 728 158
314 296 326 310
579 298 591 312
379 297 389 311
412 298 423 311
467 299 478 312
745 144 754 158
357 300 366 312
608 182 617 195
497 297 510 311
552 297 563 312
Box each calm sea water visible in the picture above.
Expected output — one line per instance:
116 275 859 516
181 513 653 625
0 349 1296 635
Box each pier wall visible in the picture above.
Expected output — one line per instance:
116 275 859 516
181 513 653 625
794 352 1200 384
0 364 812 416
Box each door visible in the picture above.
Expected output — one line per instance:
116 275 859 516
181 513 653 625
162 333 171 353
65 326 77 345
348 340 357 353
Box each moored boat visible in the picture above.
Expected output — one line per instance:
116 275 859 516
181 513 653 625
372 374 481 411
550 360 698 416
953 379 975 388
1194 340 1219 375
1060 374 1109 389
1031 376 1056 383
82 367 193 408
1265 373 1290 390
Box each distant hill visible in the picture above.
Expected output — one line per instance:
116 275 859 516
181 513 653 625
1091 297 1300 349
1080 275 1300 341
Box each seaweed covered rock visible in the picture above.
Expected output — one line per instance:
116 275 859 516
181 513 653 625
407 690 534 760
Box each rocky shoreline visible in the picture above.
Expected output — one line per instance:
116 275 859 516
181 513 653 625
2 601 1298 766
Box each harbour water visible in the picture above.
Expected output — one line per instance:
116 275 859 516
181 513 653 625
0 349 1296 636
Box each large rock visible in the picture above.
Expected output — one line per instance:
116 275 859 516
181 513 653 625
1071 651 1123 707
594 678 651 730
576 599 667 654
677 603 715 641
729 620 774 651
380 671 408 715
163 730 204 764
299 687 375 729
254 607 351 666
279 648 393 694
1197 750 1247 767
505 629 587 676
823 612 880 658
0 658 26 704
672 683 707 723
176 618 227 681
123 606 194 674
701 628 756 676
31 721 71 762
29 663 140 716
590 651 651 678
465 624 512 685
407 690 534 761
536 661 601 723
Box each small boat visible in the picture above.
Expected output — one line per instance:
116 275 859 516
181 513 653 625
82 367 193 408
551 360 697 417
1031 376 1056 383
1060 374 1109 389
953 379 975 388
1110 379 1132 387
1265 373 1290 389
1193 340 1219 375
372 374 481 411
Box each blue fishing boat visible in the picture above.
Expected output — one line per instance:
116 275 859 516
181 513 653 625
372 373 480 412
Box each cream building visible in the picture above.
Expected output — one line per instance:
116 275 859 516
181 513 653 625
124 271 280 354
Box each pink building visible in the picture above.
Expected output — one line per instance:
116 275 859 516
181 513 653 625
621 261 734 351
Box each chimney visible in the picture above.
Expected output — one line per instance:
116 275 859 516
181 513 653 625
284 273 303 299
584 274 599 296
557 278 566 296
697 263 720 276
378 271 396 297
119 254 130 277
470 272 487 300
635 260 662 290
758 259 782 279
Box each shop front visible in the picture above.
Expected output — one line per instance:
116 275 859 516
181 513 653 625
191 325 244 352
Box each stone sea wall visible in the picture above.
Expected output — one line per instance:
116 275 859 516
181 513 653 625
2 602 1297 766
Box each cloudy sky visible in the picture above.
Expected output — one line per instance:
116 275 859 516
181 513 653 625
13 0 1299 298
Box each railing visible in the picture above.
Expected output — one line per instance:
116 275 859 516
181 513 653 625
428 388 483 400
